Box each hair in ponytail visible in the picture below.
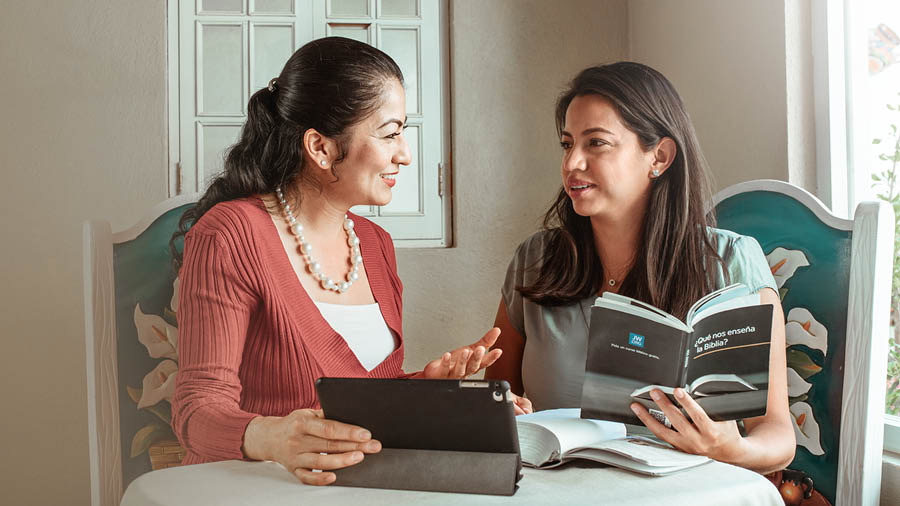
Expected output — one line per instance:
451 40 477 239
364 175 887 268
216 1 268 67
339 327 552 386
170 36 403 267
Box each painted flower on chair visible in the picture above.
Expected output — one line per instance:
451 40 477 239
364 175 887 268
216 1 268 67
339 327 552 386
767 247 810 290
138 359 178 409
787 367 813 398
790 402 825 456
134 305 178 360
766 247 828 459
785 308 828 356
126 278 184 467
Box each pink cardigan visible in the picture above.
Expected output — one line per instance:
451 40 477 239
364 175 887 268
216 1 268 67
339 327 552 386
173 198 406 465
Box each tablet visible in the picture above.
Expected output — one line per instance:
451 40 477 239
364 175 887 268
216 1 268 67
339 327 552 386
315 378 520 455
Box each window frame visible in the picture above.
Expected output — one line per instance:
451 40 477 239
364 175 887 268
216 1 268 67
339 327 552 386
813 0 900 454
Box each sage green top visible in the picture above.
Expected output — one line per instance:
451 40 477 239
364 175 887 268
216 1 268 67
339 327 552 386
501 227 778 411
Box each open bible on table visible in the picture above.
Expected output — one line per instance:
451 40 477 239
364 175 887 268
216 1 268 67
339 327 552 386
517 409 710 476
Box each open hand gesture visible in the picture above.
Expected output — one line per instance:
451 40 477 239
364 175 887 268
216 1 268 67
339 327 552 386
422 328 504 379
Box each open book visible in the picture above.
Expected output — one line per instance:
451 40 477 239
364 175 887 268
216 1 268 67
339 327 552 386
517 408 710 476
581 284 774 424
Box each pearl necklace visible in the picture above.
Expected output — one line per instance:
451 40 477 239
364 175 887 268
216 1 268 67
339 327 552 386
275 187 362 293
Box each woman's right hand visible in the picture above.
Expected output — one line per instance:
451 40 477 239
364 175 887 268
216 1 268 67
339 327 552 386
242 408 381 485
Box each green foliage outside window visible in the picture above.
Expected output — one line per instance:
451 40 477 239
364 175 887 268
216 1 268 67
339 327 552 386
871 91 900 416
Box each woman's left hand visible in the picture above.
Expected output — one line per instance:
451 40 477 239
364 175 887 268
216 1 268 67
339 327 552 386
630 388 745 462
510 393 533 415
421 328 504 379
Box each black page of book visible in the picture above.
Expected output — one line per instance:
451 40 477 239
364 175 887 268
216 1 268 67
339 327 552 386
581 307 688 424
686 304 773 420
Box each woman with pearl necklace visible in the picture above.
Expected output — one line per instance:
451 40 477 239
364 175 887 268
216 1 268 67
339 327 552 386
169 37 532 486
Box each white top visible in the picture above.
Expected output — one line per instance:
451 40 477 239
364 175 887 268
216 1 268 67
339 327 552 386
314 301 398 371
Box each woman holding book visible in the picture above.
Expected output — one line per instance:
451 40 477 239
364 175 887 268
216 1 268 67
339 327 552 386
171 37 523 486
485 62 795 473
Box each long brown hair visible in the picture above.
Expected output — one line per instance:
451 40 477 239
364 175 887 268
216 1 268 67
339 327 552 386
518 62 725 319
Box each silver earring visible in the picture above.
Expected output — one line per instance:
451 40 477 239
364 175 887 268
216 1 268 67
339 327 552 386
651 169 660 178
320 160 327 166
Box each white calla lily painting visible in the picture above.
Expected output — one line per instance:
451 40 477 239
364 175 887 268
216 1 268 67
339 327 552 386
134 304 178 360
126 278 184 469
790 401 825 456
785 308 828 356
766 247 809 289
766 244 829 463
138 359 178 409
787 367 813 398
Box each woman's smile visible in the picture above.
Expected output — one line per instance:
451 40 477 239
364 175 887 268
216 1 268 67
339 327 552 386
380 172 398 188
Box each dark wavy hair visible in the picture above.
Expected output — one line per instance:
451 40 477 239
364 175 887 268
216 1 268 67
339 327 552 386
518 62 726 319
170 37 403 267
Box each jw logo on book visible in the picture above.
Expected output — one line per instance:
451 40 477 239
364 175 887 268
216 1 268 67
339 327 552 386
628 333 645 348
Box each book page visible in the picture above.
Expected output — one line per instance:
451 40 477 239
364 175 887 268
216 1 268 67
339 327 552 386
686 283 748 323
595 293 688 332
585 437 710 466
516 420 563 468
687 373 757 397
564 449 710 476
690 291 760 325
566 437 710 475
516 409 626 459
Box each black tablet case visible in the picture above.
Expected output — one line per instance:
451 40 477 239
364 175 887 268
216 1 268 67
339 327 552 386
315 378 522 495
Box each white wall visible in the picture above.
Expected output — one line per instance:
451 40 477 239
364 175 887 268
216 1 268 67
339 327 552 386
0 1 169 504
397 0 629 371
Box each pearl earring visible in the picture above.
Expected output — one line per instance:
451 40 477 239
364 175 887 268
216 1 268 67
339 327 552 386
651 169 660 178
320 160 327 166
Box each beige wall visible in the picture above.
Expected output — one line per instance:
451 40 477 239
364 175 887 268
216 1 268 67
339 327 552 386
628 0 813 193
397 0 628 371
0 1 168 504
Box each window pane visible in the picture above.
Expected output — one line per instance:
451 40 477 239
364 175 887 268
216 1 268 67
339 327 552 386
200 0 243 14
199 24 244 115
253 0 293 14
252 25 293 92
380 124 421 215
328 24 370 44
380 27 419 114
380 0 417 17
854 2 900 417
199 123 242 187
329 0 369 17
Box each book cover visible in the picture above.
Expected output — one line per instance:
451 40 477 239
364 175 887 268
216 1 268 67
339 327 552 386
580 284 773 424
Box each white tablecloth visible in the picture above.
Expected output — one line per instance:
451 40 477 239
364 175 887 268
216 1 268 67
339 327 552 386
121 458 783 506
